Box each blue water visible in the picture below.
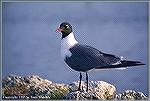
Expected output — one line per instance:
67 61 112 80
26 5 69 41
2 2 148 95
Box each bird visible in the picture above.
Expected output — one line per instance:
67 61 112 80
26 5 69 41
55 22 145 92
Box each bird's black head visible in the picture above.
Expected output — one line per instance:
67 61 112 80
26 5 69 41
56 22 72 39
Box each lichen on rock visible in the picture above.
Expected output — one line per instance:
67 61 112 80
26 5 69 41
2 74 69 100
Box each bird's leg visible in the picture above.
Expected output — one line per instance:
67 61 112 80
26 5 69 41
78 72 82 91
86 72 88 92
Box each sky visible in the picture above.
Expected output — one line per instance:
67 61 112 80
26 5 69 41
2 2 148 95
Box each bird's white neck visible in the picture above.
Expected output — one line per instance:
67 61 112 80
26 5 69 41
61 32 78 59
61 32 78 49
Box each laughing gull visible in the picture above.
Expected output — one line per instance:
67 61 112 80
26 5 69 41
55 22 145 91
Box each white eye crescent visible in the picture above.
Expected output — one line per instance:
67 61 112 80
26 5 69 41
66 25 69 28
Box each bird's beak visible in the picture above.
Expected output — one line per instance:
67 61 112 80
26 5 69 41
55 28 62 32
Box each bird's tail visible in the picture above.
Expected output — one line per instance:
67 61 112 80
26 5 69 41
95 60 145 69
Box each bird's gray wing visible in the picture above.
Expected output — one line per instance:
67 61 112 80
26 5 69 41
66 44 121 71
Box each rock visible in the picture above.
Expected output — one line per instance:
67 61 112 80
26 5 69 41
63 91 99 100
2 75 69 100
64 81 116 100
116 90 148 100
2 75 148 100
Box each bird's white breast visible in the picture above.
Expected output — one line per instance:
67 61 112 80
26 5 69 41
61 32 78 60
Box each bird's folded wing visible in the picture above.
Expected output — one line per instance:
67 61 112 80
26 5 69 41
69 44 121 67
